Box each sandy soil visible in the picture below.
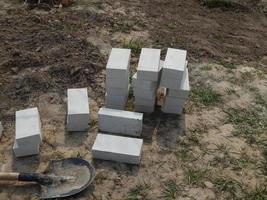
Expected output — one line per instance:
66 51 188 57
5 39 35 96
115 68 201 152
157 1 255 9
0 0 266 199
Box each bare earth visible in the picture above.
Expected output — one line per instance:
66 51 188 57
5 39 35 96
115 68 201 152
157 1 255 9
0 0 267 199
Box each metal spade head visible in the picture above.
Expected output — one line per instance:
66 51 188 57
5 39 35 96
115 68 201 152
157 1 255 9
40 157 96 199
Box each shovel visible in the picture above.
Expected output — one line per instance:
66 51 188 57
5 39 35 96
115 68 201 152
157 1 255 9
0 157 96 199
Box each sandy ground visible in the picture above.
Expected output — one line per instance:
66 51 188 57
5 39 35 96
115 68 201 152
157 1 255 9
0 0 267 199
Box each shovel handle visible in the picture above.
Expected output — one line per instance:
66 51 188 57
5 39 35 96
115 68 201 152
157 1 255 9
0 172 49 184
0 172 19 181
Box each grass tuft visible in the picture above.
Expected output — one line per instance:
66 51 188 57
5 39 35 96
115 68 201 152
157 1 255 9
190 86 221 106
127 182 151 200
213 177 242 197
161 180 179 200
123 39 142 54
185 168 207 186
244 186 267 200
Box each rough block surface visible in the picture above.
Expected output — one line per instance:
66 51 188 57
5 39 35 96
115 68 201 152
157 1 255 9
137 48 161 81
13 141 39 157
135 105 155 113
15 107 42 146
98 108 143 136
132 73 158 90
67 88 90 132
106 48 131 78
92 133 143 164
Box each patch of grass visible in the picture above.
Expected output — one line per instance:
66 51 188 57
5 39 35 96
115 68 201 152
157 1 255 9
185 168 207 186
190 86 221 106
224 107 267 143
123 39 142 54
161 180 179 200
213 177 242 197
261 144 267 176
127 182 151 200
244 186 267 200
201 0 236 8
219 59 236 69
201 64 213 71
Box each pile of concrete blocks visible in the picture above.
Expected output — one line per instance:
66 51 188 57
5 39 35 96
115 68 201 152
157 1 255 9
98 107 143 137
92 107 144 165
133 48 161 113
13 107 42 157
105 48 131 110
160 48 190 114
67 88 90 132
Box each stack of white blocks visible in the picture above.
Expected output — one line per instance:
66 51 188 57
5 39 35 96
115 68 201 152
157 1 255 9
13 107 42 157
67 88 90 132
160 48 190 114
92 107 144 165
133 48 161 113
105 48 131 110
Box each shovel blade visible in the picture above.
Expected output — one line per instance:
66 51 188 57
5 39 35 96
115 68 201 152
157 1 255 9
40 157 95 199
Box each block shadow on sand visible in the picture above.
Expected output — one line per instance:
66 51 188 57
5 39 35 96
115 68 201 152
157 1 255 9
142 107 186 148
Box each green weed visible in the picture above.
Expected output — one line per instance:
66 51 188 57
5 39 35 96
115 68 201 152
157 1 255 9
190 86 221 106
127 182 151 200
161 180 179 200
123 39 142 54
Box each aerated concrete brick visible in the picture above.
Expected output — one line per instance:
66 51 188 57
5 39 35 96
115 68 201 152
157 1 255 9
133 88 156 99
160 48 187 82
98 108 143 136
13 141 39 157
132 73 158 90
92 133 143 164
135 104 155 113
135 96 156 107
15 107 42 146
161 105 183 114
106 86 129 96
105 93 128 107
67 88 90 132
167 68 190 98
137 48 161 81
106 75 129 89
160 61 188 90
106 48 131 79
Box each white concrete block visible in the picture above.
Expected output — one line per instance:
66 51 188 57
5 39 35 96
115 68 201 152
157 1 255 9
161 105 183 114
98 108 143 136
162 48 187 80
160 61 188 90
133 88 156 99
166 68 190 98
105 102 126 110
67 88 90 132
106 48 131 79
132 73 158 90
106 86 129 96
163 95 187 107
13 141 39 157
92 133 143 164
135 96 156 107
15 107 42 146
105 93 128 105
137 48 161 81
135 104 155 113
106 76 129 89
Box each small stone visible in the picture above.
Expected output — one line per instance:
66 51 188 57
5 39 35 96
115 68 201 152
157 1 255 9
11 67 19 74
204 181 214 189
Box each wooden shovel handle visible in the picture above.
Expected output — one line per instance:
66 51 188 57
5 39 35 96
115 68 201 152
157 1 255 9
0 172 19 181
